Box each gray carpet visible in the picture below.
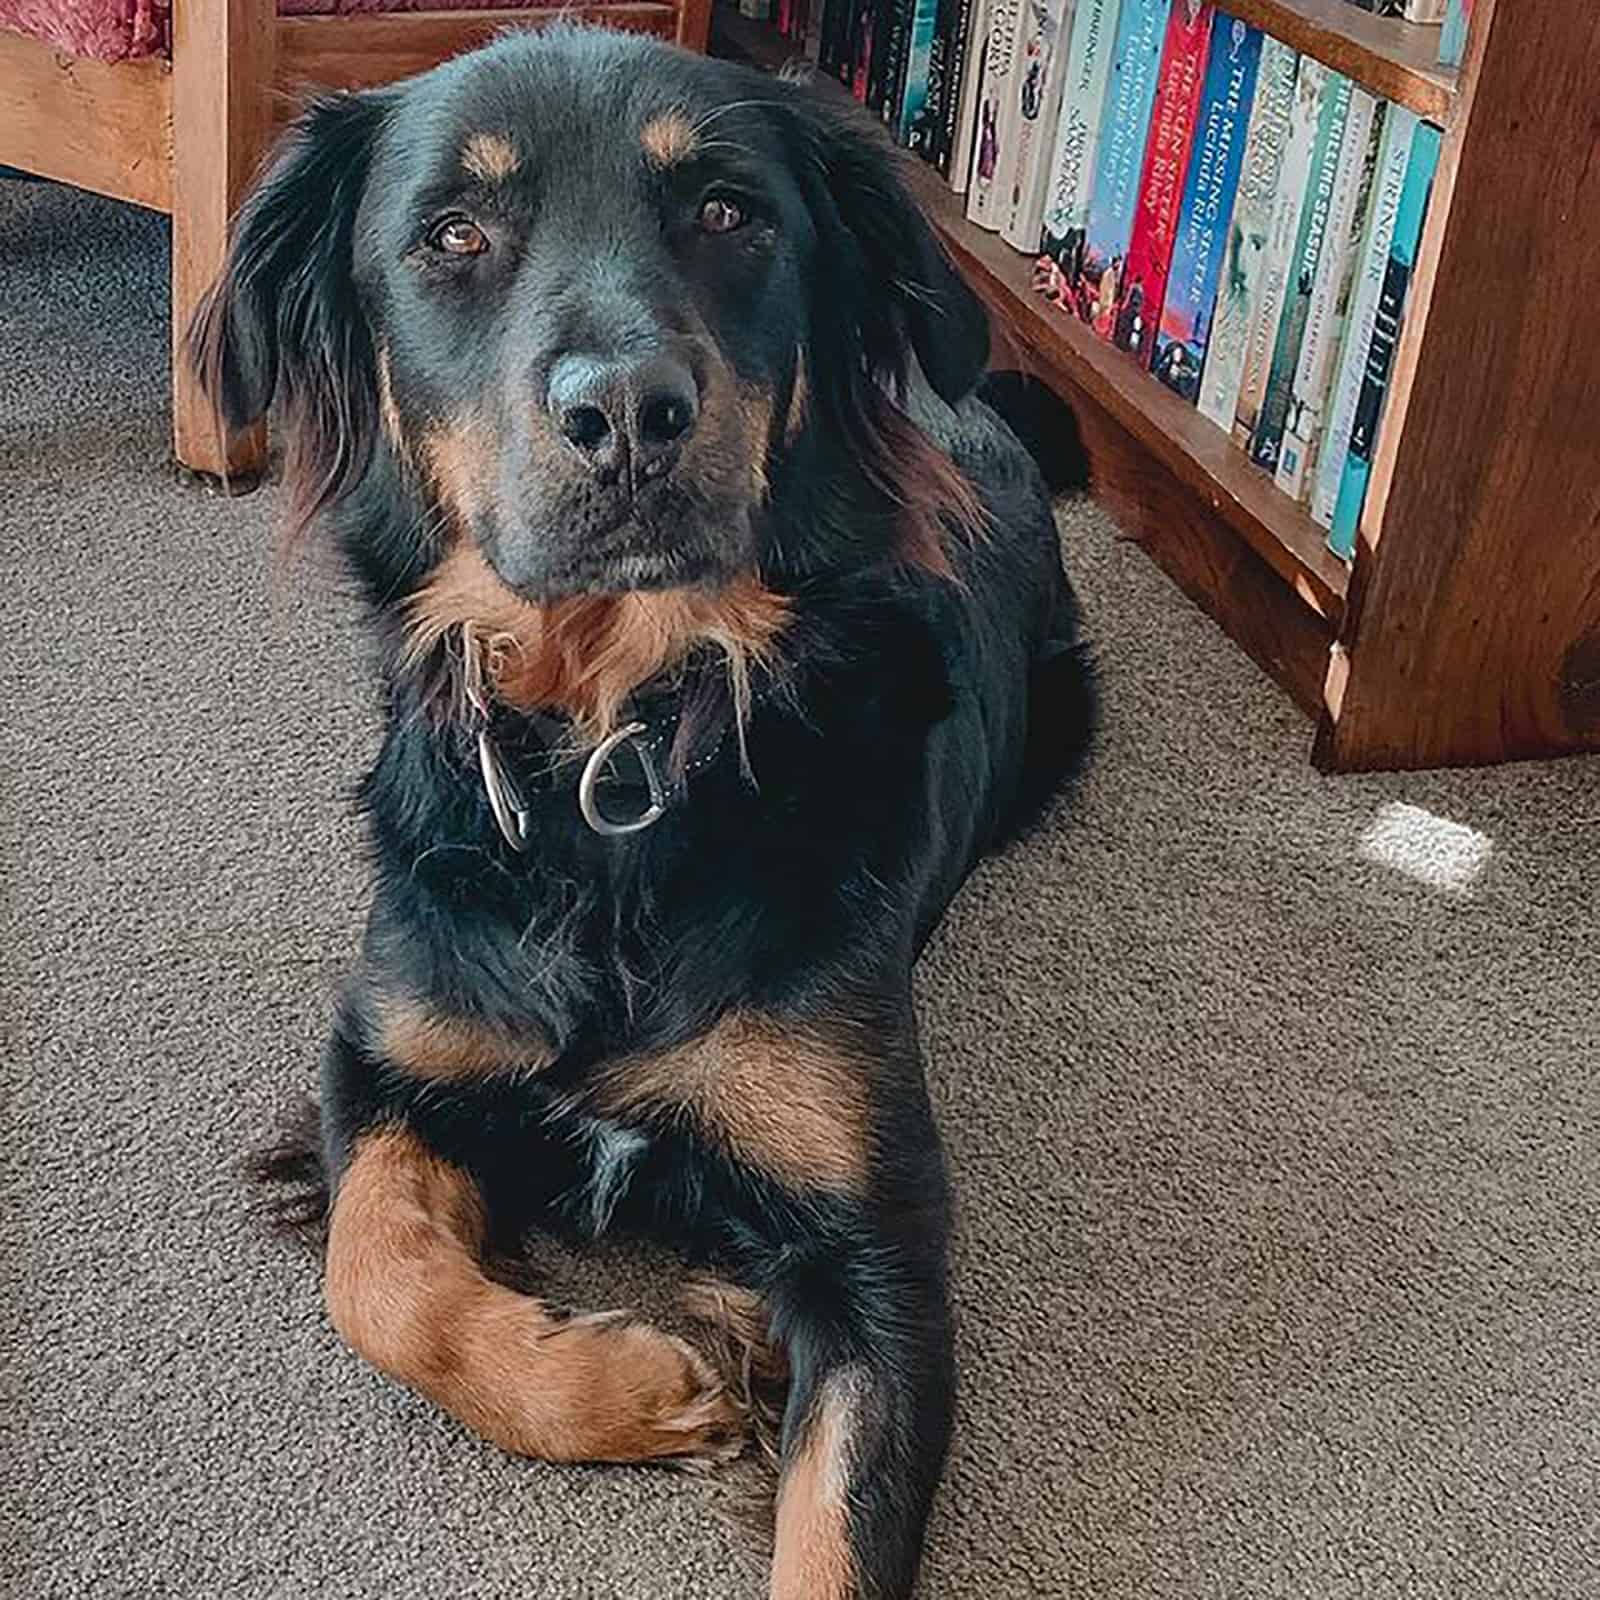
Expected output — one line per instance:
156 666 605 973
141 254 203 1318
4 174 1598 1600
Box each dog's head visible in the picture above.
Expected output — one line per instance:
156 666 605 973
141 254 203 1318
193 27 988 604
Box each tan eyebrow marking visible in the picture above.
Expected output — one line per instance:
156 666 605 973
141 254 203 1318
460 133 520 183
640 112 698 168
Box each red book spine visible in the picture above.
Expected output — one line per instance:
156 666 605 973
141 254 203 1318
1115 0 1215 366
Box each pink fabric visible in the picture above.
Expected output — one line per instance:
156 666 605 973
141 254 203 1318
1 1 553 62
0 1 169 61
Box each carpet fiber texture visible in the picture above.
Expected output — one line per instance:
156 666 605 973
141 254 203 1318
3 176 1598 1600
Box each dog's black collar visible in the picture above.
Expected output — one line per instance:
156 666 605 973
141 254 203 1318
476 711 680 850
461 630 729 851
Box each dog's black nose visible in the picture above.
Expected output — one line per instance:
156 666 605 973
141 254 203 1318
546 353 698 481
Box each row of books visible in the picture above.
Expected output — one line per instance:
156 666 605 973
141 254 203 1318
1029 5 1444 557
778 0 1450 559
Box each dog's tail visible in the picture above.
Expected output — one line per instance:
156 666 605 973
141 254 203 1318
243 1095 331 1252
976 370 1091 496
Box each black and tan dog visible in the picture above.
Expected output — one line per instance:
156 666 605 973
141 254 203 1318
195 25 1093 1598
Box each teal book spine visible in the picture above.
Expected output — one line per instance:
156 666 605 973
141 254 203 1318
1276 87 1383 502
1439 0 1472 68
897 0 942 147
1329 122 1444 558
1249 70 1354 473
1312 105 1418 531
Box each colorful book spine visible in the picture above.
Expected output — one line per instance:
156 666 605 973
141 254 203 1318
1153 14 1262 400
1037 0 1122 280
920 14 949 163
898 0 942 147
1231 52 1320 447
965 0 1024 228
1075 0 1171 337
1329 121 1442 557
1276 87 1382 500
1313 106 1418 529
1117 0 1216 365
1250 70 1352 472
1196 36 1298 431
1438 0 1471 67
1001 0 1078 252
1233 59 1330 453
848 0 879 102
947 0 992 189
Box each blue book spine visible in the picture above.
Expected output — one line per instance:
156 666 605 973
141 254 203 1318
1076 0 1171 339
1152 14 1262 400
1329 122 1443 558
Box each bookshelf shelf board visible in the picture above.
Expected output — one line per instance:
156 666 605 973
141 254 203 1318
910 167 1351 624
1224 0 1457 122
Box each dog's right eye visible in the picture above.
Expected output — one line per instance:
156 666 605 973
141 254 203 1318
427 217 490 257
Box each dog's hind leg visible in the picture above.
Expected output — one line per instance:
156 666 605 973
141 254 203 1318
324 1123 744 1464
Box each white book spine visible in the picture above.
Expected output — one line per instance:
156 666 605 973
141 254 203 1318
1038 0 1120 256
1002 0 1079 251
1311 105 1419 529
1276 86 1380 502
965 0 1024 229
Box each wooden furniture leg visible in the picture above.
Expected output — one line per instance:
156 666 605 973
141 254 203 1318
170 0 276 480
677 0 714 50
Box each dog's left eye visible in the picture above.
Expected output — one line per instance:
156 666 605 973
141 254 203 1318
697 196 746 236
427 217 490 257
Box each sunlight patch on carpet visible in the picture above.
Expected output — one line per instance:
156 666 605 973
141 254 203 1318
1357 801 1493 895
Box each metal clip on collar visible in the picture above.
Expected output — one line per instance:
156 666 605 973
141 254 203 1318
577 721 669 837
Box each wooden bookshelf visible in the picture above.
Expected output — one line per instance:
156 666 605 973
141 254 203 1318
712 0 1600 771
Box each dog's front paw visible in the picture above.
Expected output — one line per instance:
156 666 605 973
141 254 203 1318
543 1312 747 1466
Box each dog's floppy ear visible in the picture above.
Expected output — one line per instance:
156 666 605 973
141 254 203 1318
774 78 988 406
189 90 388 514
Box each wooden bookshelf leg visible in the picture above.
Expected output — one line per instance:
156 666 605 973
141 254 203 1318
676 0 714 52
170 0 275 480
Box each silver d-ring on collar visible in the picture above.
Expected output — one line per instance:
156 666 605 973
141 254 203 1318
477 729 533 853
578 720 669 837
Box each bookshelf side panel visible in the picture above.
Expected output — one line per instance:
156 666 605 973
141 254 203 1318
1320 0 1600 771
